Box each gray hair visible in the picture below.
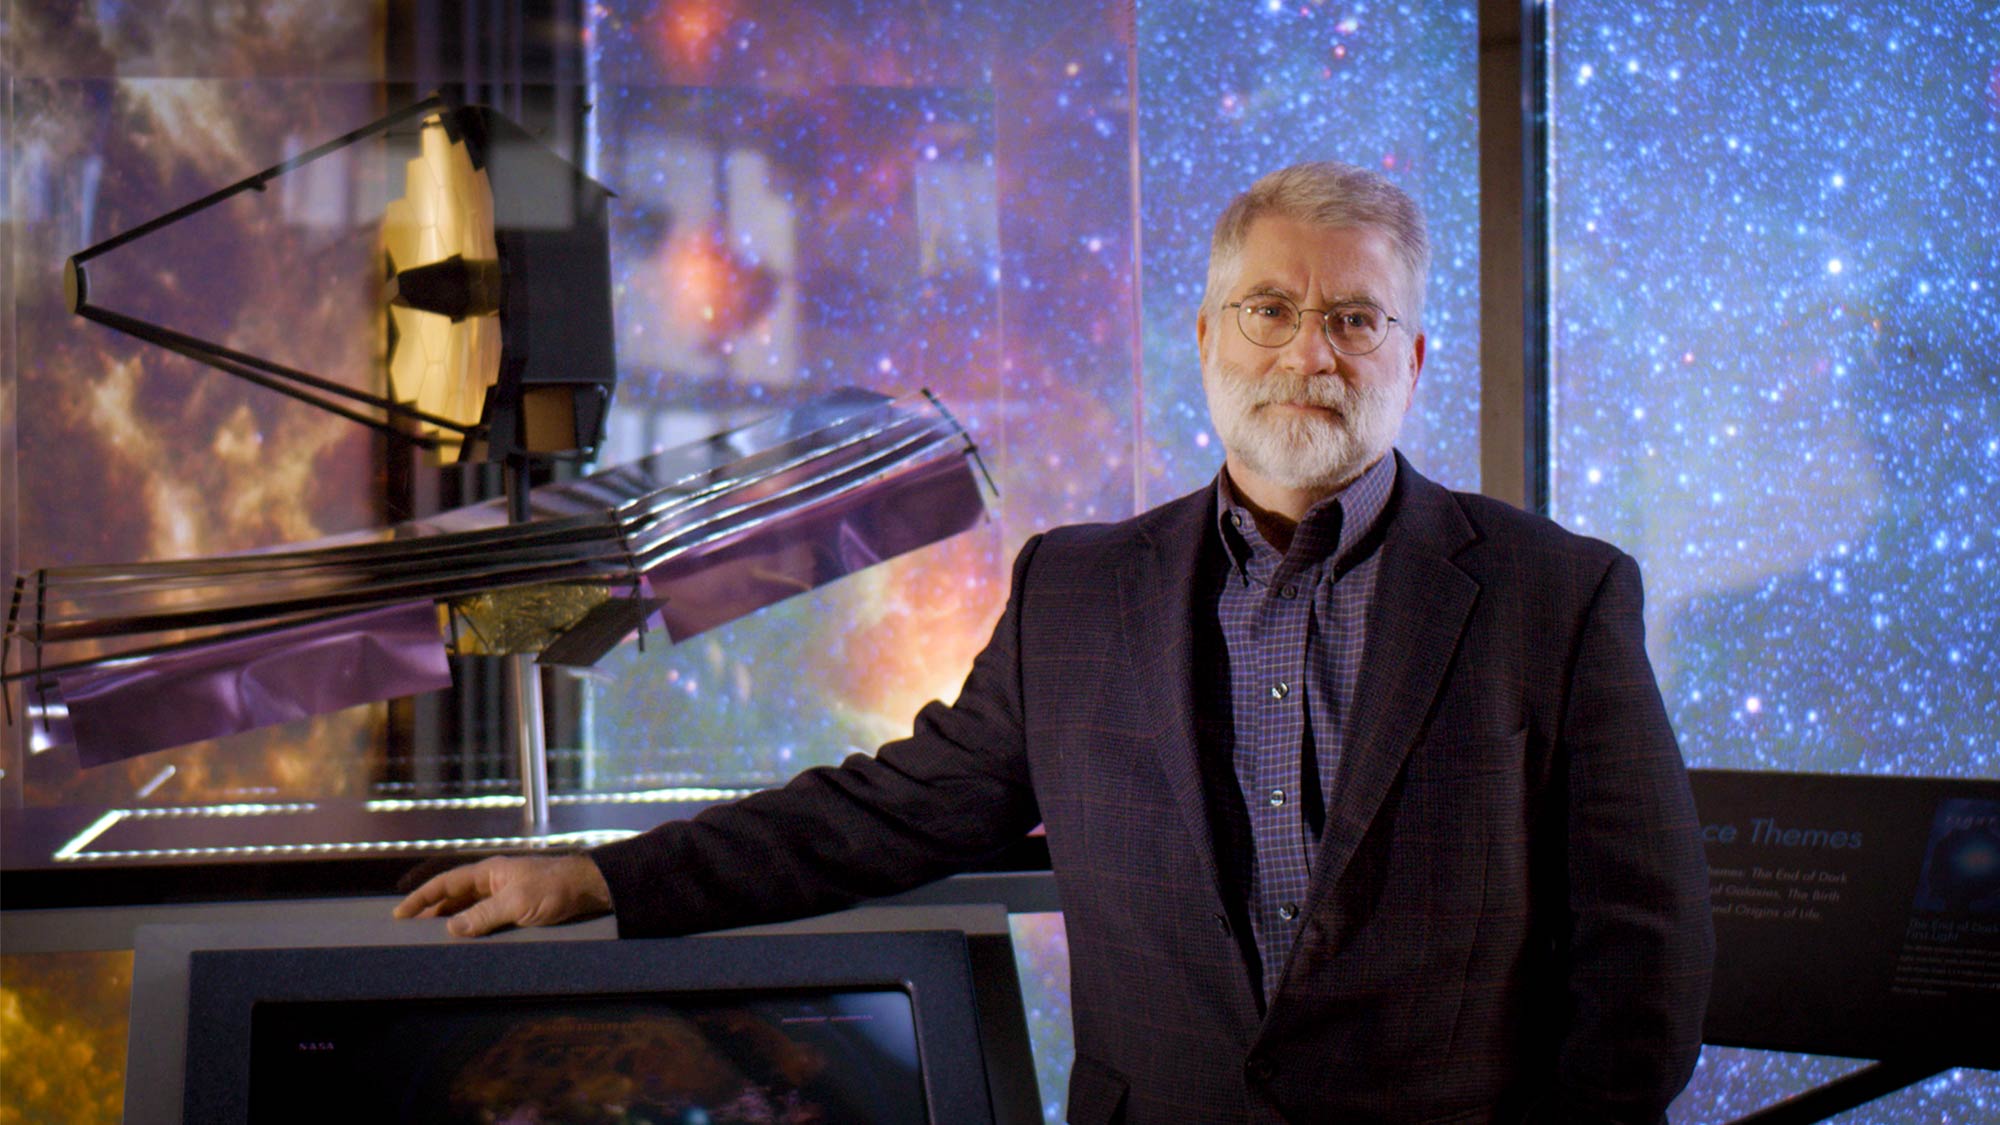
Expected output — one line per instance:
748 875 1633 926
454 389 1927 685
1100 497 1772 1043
1202 162 1430 329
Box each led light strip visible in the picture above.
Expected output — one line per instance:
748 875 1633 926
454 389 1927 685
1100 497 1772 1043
53 787 747 862
53 811 125 861
118 801 320 819
554 787 758 805
363 787 757 813
55 829 636 863
364 795 525 812
53 801 322 861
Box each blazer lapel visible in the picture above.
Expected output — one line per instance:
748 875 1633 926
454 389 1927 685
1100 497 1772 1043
1116 488 1230 915
1309 458 1481 897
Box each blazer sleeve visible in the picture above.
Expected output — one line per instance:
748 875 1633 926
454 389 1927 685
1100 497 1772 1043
1547 551 1715 1124
589 535 1047 938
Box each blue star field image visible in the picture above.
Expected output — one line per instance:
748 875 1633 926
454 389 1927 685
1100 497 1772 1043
1549 2 2000 1121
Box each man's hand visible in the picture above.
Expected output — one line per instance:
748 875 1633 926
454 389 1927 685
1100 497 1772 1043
392 854 614 937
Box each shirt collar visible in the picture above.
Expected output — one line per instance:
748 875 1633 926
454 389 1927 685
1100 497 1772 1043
1215 452 1399 582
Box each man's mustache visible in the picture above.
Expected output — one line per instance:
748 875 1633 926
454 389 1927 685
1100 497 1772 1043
1246 374 1354 412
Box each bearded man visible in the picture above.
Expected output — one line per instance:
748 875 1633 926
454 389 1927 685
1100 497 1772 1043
400 162 1714 1125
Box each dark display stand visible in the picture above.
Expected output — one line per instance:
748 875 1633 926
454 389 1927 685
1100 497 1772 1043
119 902 1042 1125
1690 769 2000 1123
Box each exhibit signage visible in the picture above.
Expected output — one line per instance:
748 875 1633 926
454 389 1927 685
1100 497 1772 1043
1691 769 2000 1066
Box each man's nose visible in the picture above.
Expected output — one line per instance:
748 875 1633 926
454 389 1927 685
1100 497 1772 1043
1280 313 1342 372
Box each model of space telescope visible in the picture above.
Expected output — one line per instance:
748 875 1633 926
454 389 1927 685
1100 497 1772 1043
5 94 989 768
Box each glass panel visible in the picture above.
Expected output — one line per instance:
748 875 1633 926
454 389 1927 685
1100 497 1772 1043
5 15 393 815
577 11 1049 783
1548 2 2000 1120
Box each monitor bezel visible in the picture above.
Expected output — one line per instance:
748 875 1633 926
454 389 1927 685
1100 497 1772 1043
182 929 998 1125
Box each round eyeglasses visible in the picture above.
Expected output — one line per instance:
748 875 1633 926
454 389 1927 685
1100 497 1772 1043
1225 295 1404 356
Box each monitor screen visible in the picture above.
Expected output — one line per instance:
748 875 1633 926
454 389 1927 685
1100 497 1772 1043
182 930 1000 1125
250 989 926 1124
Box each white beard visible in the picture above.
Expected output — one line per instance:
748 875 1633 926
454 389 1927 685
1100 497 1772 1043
1202 356 1409 493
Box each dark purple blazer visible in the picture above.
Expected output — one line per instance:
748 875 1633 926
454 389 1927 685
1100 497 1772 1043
592 454 1714 1124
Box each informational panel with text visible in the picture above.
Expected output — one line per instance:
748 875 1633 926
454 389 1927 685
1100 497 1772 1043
1691 770 2000 1065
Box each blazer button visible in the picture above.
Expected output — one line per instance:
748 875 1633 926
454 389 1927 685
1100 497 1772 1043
1245 1056 1276 1082
1211 912 1230 935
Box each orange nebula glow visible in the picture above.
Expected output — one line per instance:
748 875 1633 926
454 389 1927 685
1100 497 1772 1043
809 530 1009 744
0 950 134 1124
659 228 781 347
648 0 738 79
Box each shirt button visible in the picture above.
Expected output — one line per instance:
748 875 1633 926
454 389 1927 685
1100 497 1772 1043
1230 511 1244 527
1280 583 1299 599
1278 903 1299 922
1267 788 1286 807
1268 681 1290 700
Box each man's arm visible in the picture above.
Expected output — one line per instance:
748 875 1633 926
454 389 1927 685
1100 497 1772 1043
1550 551 1715 1123
591 536 1045 937
394 535 1047 938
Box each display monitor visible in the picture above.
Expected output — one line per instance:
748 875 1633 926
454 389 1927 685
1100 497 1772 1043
179 929 1006 1124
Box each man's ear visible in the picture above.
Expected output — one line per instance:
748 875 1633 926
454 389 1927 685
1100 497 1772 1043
1196 305 1212 362
1405 332 1427 407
